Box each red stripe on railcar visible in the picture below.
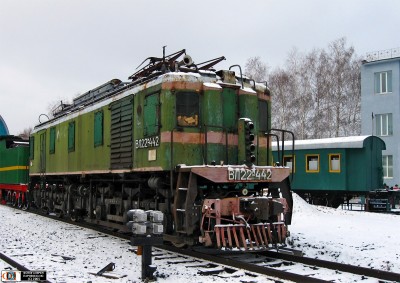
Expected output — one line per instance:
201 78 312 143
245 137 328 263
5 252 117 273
0 184 28 192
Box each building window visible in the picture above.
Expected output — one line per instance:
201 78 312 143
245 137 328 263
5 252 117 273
176 92 199 127
374 71 392 94
49 127 56 154
94 111 103 147
306 154 319 173
329 154 341 173
68 121 75 152
382 155 393 178
375 113 393 136
283 155 295 173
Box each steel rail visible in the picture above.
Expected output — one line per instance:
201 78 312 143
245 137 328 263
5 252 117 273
264 250 400 282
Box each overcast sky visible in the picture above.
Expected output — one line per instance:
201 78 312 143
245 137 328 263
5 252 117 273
1 0 399 134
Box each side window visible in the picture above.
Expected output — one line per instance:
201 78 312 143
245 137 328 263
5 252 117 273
375 113 393 136
144 93 160 136
382 155 393 178
283 155 295 173
329 154 341 173
94 111 104 147
29 136 35 160
374 71 392 94
68 121 75 152
176 92 199 127
306 154 319 173
49 127 56 154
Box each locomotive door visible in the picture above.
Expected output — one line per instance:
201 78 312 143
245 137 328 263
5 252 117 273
39 132 46 173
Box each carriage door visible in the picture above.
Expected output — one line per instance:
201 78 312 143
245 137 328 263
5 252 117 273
39 132 46 173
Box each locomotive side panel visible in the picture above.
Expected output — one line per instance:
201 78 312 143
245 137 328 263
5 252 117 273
30 105 112 175
0 137 29 185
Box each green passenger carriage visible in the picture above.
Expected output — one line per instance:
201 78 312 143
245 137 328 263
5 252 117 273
273 135 386 207
27 49 293 250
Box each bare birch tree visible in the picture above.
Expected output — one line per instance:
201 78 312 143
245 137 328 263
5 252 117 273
247 37 361 140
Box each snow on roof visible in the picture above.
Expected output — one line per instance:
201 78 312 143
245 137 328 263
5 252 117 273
272 135 377 151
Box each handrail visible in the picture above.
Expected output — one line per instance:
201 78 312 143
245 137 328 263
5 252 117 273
268 128 295 182
229 65 244 89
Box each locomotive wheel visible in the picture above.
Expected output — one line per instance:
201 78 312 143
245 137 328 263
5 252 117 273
12 193 17 207
17 195 23 209
56 210 65 218
171 240 187 248
70 210 78 222
21 202 30 211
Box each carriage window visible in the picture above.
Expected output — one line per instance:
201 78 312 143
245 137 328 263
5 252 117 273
68 121 75 152
49 127 56 154
329 154 341 173
283 155 295 173
176 92 199 127
94 111 104 147
306 154 319 173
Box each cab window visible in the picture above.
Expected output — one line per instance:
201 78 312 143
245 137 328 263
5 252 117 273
176 92 199 127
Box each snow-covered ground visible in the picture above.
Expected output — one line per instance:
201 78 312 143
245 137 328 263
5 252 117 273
1 193 399 282
288 194 400 274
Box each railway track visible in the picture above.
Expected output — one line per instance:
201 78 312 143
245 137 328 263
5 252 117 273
4 204 400 282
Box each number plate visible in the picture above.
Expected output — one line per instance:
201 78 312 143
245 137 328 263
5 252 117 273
227 167 272 181
135 136 160 149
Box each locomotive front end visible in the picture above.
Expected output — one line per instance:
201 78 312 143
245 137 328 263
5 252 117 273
174 162 292 250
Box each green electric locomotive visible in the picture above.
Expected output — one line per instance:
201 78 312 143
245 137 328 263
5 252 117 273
28 49 293 249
